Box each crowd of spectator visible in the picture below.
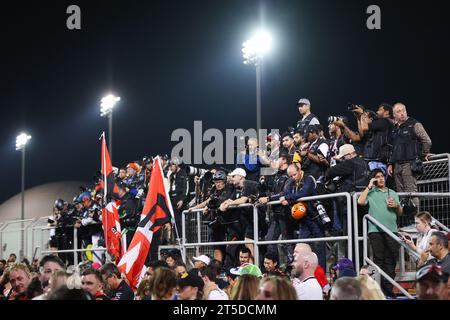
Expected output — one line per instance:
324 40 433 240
2 97 449 300
1 238 448 300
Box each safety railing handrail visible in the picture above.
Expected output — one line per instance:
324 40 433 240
182 192 353 268
362 214 415 299
364 214 420 260
352 191 450 271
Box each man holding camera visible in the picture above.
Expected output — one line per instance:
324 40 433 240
295 98 320 135
388 103 432 207
301 125 330 179
188 171 242 267
220 168 266 261
357 169 403 297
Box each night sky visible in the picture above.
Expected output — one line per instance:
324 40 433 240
1 0 449 204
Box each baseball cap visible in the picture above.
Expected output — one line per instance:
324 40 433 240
333 257 355 271
334 144 356 159
192 255 211 266
416 263 449 283
230 263 262 278
296 98 311 106
178 272 204 291
303 125 319 138
228 168 247 178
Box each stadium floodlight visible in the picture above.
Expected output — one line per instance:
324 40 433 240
100 94 120 117
15 132 31 261
15 133 31 150
100 94 120 160
242 29 273 134
242 30 273 66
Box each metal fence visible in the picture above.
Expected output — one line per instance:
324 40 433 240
181 192 353 270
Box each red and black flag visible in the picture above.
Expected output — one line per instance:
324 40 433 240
100 133 122 261
118 156 173 288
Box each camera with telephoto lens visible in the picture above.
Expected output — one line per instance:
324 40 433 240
185 165 209 177
328 116 344 124
312 201 332 228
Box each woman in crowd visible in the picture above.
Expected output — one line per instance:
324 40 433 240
257 276 297 300
230 275 260 300
402 211 437 258
148 267 177 300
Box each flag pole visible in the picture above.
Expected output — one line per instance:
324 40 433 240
102 132 109 262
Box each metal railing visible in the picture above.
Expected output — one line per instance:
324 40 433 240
362 214 419 299
352 192 450 271
181 192 353 269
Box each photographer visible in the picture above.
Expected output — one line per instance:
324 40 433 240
117 182 139 251
168 157 189 242
220 168 267 261
359 103 394 174
188 171 243 268
236 137 263 182
388 103 432 207
301 125 330 179
295 98 320 135
281 132 300 164
357 169 402 297
328 116 350 167
280 163 327 270
53 199 76 266
258 150 297 264
322 144 370 236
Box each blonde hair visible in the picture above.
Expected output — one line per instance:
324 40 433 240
9 263 31 277
357 275 386 300
49 270 70 294
259 276 297 300
230 275 260 300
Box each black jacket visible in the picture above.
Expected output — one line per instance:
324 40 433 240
169 169 189 206
324 156 369 192
118 194 139 228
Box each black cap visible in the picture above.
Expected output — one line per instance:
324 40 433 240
416 263 449 283
303 125 319 138
178 272 204 291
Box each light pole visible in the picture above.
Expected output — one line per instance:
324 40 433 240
242 30 273 134
16 132 31 261
100 94 120 160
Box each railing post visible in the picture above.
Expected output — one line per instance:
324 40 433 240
182 210 187 264
73 226 78 266
253 204 259 267
353 193 361 271
196 211 201 257
345 193 353 262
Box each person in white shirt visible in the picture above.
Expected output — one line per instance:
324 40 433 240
200 265 229 300
292 249 323 300
402 211 437 258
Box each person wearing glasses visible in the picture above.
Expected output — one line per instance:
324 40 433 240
99 263 134 300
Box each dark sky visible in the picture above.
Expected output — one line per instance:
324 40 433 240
1 0 449 204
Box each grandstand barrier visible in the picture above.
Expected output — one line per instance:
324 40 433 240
181 192 353 269
362 214 419 299
353 192 450 272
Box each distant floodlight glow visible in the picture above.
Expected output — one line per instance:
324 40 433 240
16 133 32 150
100 94 121 117
242 30 273 65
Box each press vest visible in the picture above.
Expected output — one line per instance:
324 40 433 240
390 117 420 163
